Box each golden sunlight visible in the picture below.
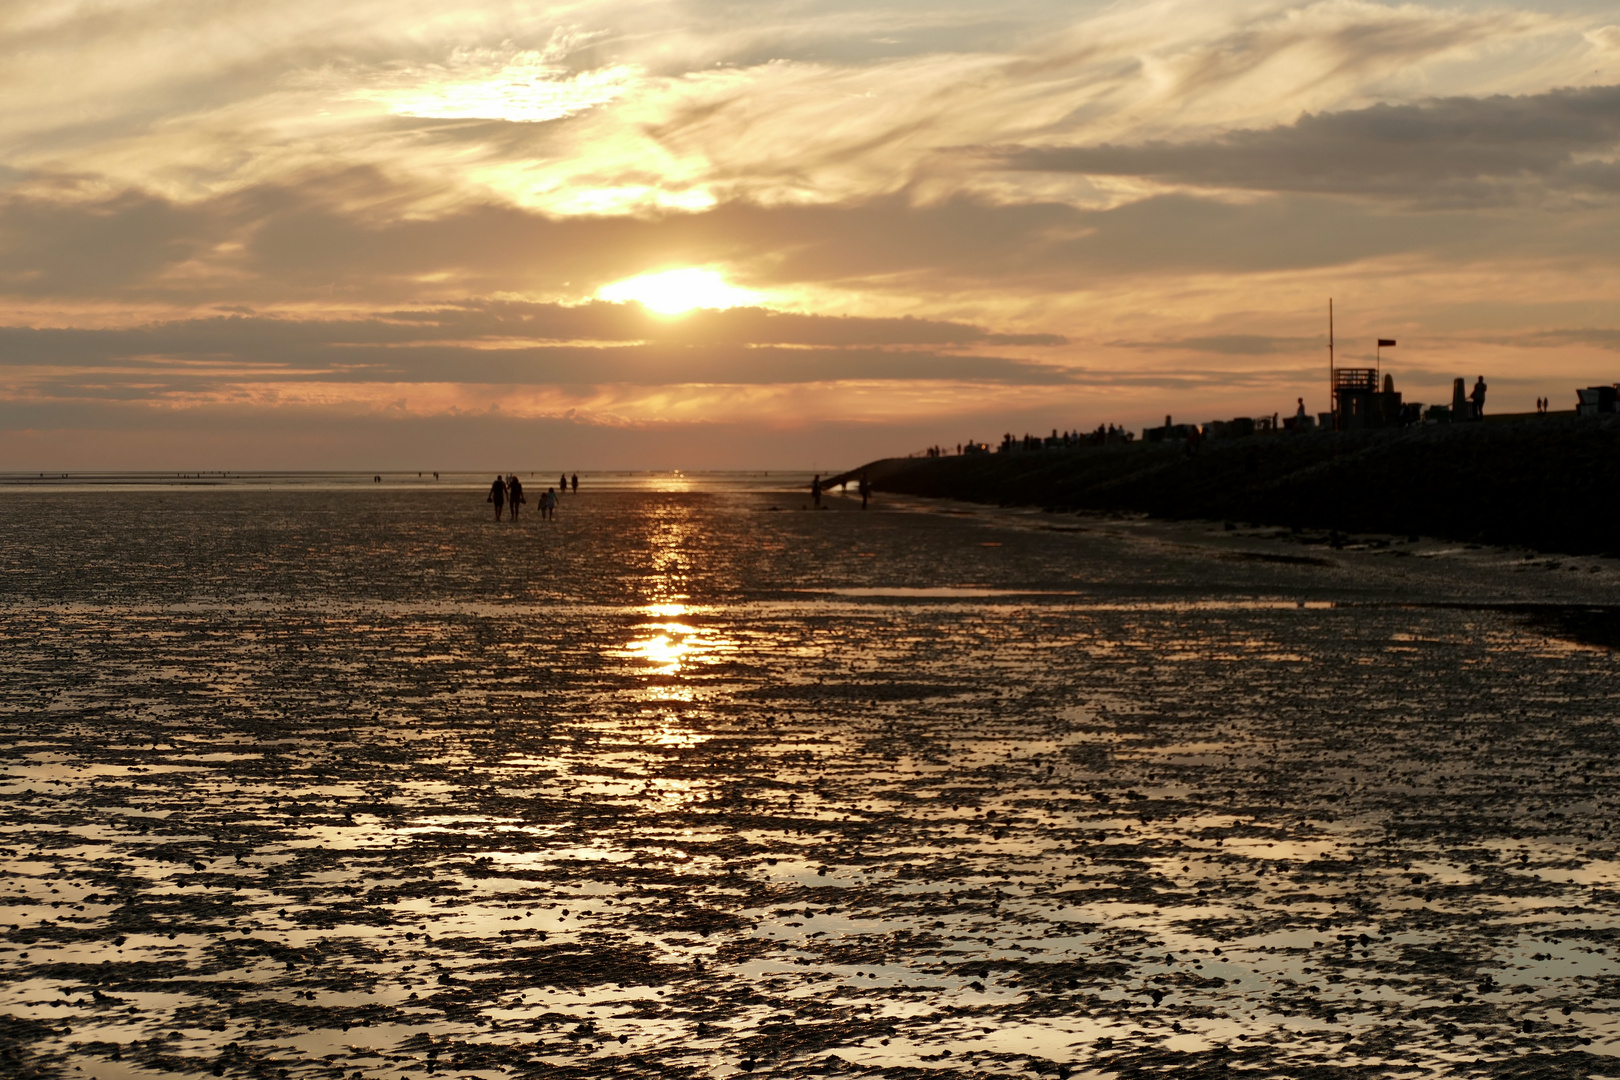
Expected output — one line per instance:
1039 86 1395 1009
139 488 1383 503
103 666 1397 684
598 269 759 315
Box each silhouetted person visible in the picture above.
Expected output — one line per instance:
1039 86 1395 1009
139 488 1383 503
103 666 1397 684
507 475 525 520
560 474 567 493
811 474 822 509
571 473 578 493
487 475 506 520
545 487 559 519
859 473 871 510
1471 376 1487 418
1295 397 1307 427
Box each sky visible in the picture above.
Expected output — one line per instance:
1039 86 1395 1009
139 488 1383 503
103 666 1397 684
3 0 1620 470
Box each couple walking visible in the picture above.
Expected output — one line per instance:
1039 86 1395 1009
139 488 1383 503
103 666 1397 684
487 474 563 521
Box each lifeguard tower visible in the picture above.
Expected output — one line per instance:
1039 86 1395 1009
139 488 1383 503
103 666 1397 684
1327 302 1403 430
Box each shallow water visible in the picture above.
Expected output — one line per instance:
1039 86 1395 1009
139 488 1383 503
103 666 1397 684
3 482 1620 1079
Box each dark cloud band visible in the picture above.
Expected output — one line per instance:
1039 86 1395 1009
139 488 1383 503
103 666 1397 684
1000 83 1620 204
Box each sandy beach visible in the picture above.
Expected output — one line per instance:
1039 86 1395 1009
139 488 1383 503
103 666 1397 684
4 479 1620 1079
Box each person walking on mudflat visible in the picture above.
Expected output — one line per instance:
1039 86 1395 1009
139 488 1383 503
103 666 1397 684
1472 376 1488 418
811 474 822 509
487 475 506 520
507 474 525 520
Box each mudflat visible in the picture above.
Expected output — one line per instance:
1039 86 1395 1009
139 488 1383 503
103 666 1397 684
4 482 1620 1079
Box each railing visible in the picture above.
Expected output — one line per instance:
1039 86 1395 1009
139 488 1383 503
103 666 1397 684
1332 368 1379 392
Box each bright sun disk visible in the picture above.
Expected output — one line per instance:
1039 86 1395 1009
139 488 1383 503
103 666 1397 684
598 268 759 314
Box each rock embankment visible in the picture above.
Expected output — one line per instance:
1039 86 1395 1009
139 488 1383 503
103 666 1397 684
856 415 1620 555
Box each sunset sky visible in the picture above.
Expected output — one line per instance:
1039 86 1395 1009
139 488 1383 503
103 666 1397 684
4 0 1620 469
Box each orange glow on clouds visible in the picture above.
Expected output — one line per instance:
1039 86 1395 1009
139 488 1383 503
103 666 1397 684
2 0 1620 466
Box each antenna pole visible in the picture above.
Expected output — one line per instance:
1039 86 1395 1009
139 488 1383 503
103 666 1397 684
1328 298 1335 431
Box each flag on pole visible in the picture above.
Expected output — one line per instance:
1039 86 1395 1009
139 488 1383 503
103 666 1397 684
1378 339 1396 347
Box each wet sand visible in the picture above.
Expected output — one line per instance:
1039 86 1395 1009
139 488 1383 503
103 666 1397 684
4 483 1620 1079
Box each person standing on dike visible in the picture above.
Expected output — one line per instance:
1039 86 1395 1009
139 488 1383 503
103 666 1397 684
507 474 525 520
487 475 506 520
1471 376 1488 418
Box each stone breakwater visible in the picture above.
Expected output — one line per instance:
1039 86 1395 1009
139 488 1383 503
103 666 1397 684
852 415 1620 556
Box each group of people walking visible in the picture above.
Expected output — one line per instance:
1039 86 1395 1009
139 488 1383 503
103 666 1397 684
488 473 577 520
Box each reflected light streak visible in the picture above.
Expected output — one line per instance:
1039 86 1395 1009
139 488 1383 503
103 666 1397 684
615 620 739 677
650 715 710 749
623 632 690 676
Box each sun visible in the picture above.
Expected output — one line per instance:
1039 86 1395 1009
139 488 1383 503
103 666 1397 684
598 268 759 315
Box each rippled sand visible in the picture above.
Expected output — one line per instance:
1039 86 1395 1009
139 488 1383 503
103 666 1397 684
4 483 1620 1079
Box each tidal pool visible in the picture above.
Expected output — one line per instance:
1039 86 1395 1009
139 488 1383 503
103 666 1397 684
3 482 1620 1079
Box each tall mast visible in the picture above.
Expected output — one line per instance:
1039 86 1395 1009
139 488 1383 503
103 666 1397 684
1328 298 1334 429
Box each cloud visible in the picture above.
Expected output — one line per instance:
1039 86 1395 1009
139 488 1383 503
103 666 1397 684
384 301 1068 347
353 38 640 124
1505 327 1620 351
1000 83 1620 205
19 171 1620 313
0 309 1076 403
3 0 1620 460
1112 334 1321 355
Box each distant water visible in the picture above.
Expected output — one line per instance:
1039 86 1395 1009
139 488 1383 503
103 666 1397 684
0 468 817 493
3 482 1619 1078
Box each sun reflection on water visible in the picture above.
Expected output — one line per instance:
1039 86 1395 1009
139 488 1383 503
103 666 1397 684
609 600 740 680
650 715 709 748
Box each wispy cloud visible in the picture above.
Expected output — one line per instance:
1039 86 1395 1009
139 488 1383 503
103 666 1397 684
2 0 1620 461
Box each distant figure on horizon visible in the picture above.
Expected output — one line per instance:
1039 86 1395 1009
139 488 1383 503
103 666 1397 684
859 472 871 510
811 474 822 509
507 474 525 520
487 475 506 520
560 474 567 493
571 473 578 493
1295 397 1308 426
1472 376 1488 418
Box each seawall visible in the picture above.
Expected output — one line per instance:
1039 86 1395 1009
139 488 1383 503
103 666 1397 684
845 415 1620 556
